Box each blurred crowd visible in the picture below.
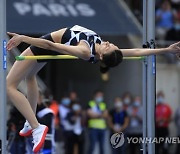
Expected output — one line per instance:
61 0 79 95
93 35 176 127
125 0 180 41
155 0 180 41
124 0 180 64
6 89 180 154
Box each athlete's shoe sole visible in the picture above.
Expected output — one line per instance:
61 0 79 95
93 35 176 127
19 129 32 137
33 126 49 153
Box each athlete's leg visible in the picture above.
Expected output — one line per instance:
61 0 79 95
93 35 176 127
26 76 39 114
26 62 46 113
7 48 42 129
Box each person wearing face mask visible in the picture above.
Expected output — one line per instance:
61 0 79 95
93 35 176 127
108 97 129 154
58 95 72 153
122 92 133 112
155 91 172 154
87 90 108 154
59 95 71 129
65 103 85 154
126 96 143 154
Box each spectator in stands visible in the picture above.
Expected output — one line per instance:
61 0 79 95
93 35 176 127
59 95 71 129
26 91 56 154
49 97 62 154
65 103 85 154
156 0 175 40
174 105 180 154
108 97 129 154
155 91 172 154
122 92 133 112
87 90 108 154
7 106 26 154
58 95 72 153
127 96 143 154
69 91 79 105
48 94 59 128
166 16 180 40
43 90 62 154
36 92 55 154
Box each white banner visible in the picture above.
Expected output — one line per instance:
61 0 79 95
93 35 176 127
13 0 96 17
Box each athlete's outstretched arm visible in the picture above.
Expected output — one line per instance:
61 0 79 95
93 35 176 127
6 32 90 60
120 42 180 58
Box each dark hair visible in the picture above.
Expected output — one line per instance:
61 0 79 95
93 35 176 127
100 50 123 73
93 89 103 96
157 91 165 97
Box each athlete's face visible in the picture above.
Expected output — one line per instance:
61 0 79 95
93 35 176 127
98 42 119 59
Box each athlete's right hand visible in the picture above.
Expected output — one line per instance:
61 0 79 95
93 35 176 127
7 32 24 51
167 41 180 59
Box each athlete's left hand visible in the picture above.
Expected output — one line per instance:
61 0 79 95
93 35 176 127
6 32 23 51
168 41 180 59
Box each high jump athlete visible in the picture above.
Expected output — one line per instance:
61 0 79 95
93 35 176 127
6 25 180 153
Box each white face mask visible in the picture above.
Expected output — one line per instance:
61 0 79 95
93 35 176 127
61 98 71 106
114 102 123 109
72 104 81 111
124 98 130 105
95 96 103 103
174 23 180 30
156 96 164 104
134 101 141 107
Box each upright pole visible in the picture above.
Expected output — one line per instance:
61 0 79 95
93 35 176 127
142 0 148 153
146 0 156 153
0 0 7 153
142 0 156 154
